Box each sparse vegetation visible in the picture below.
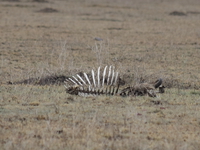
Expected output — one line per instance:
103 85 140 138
0 0 200 149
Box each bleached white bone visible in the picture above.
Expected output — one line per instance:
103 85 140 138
72 76 82 85
68 78 77 85
102 66 107 87
107 66 112 85
64 84 68 89
76 74 86 85
88 85 91 91
92 69 96 87
97 66 101 88
110 67 115 85
64 79 74 86
84 72 91 85
114 72 118 85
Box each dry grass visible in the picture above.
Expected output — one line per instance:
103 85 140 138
1 85 200 150
1 0 200 149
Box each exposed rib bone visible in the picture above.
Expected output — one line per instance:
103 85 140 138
92 69 96 87
88 85 91 91
64 79 75 86
97 67 101 88
68 78 77 85
110 67 115 85
77 74 86 85
64 84 68 89
64 80 70 87
84 73 91 85
102 66 107 87
107 66 112 85
72 76 82 85
114 72 118 85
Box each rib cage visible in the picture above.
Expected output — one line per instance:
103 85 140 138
64 66 165 97
64 66 120 96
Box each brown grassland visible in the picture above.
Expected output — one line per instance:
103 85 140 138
0 0 200 149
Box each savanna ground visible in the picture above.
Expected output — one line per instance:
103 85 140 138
0 0 200 149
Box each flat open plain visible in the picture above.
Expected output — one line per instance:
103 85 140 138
0 0 200 149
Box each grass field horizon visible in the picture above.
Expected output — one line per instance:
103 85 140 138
0 0 200 149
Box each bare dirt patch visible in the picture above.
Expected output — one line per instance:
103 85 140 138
37 7 58 13
169 11 187 16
